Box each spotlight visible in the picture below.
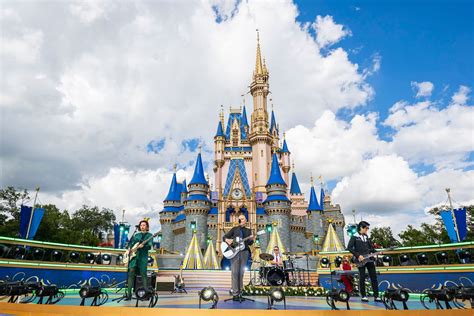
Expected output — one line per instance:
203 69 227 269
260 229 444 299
36 285 65 304
3 282 31 303
457 249 471 264
326 289 350 310
12 245 27 259
32 248 45 261
85 252 95 264
267 287 286 310
135 286 158 308
383 288 409 310
0 244 11 257
79 285 108 306
421 288 454 310
334 256 343 268
116 254 123 264
199 286 218 309
452 285 474 308
101 254 112 265
147 256 154 266
399 254 410 265
320 257 330 268
69 251 80 262
436 252 449 264
416 253 429 265
50 250 63 262
382 255 392 266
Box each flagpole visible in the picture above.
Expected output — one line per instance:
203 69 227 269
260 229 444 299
26 187 40 240
446 188 461 242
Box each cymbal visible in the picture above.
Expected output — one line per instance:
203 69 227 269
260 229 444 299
259 253 274 261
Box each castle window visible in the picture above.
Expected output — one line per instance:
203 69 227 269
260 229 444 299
261 150 263 157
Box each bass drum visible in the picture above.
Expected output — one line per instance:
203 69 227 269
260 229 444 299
266 267 286 286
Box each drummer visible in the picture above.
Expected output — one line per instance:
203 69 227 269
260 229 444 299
271 246 283 267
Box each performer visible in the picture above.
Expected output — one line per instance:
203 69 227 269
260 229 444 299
340 255 353 293
223 214 254 300
125 220 153 300
271 245 283 266
347 221 381 302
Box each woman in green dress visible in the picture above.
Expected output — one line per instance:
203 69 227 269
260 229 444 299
126 220 153 299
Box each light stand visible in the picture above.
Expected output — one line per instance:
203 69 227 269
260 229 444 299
326 262 351 310
267 287 286 310
135 286 158 308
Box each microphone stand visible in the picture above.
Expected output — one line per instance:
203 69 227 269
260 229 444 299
113 225 139 303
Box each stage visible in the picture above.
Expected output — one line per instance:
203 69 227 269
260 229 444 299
1 288 472 315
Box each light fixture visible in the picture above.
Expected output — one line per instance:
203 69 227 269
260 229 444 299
32 248 45 261
50 250 63 262
12 246 27 259
36 285 65 304
135 286 158 307
267 287 286 310
382 255 392 266
320 257 330 268
421 288 454 310
79 285 108 306
383 288 409 310
147 256 154 266
101 254 112 265
326 289 350 310
116 254 123 265
85 253 95 264
334 256 343 268
69 251 80 262
456 249 471 264
0 244 11 258
199 286 218 309
416 253 429 265
399 254 410 265
435 252 449 264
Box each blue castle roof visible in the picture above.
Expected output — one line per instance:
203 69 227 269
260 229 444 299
307 186 322 212
185 194 210 202
181 180 188 193
270 110 278 132
173 213 186 222
161 205 184 213
281 139 290 153
189 153 207 186
290 172 302 194
264 194 290 203
209 207 218 215
256 207 265 215
267 153 286 186
320 188 325 209
225 112 248 140
164 173 181 202
215 121 224 137
242 105 249 127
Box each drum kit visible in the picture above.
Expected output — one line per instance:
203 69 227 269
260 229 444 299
249 252 311 287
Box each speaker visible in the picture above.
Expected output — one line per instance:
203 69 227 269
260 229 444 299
134 271 157 289
155 276 175 292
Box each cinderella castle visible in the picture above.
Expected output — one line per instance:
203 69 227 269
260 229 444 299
159 34 345 256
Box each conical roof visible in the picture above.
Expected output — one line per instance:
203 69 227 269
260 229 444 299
203 240 220 269
181 231 205 269
321 223 345 252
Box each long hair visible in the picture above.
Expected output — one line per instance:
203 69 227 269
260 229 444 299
138 220 150 231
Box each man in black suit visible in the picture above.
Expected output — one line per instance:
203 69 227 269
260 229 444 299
347 221 381 302
223 214 254 300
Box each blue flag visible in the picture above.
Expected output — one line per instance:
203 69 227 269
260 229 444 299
454 207 467 241
19 205 45 239
440 210 458 242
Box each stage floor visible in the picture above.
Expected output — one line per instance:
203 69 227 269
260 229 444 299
1 288 472 312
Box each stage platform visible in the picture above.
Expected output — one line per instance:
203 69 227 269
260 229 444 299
1 288 472 315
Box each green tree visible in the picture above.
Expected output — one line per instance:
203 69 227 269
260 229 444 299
370 226 401 248
70 206 116 245
0 187 30 236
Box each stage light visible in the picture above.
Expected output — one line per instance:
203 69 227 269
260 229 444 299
266 223 273 233
101 254 112 265
346 224 357 237
85 252 95 264
383 288 409 310
32 248 45 261
79 285 108 306
69 251 80 262
267 287 286 310
0 244 11 257
190 221 196 230
452 285 474 308
456 249 471 264
421 288 454 310
12 245 27 259
416 253 429 265
135 286 158 307
147 256 154 266
334 256 343 268
199 286 218 309
313 234 319 242
382 255 392 266
3 282 31 303
36 285 65 304
116 254 123 264
225 266 230 271
435 252 449 264
50 250 63 262
326 289 350 310
320 257 330 268
399 254 410 265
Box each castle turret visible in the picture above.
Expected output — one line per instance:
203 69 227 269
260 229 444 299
214 117 225 192
159 168 182 251
306 177 324 250
263 154 291 250
184 151 211 251
280 137 291 186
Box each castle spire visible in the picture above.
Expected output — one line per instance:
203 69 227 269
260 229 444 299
189 152 207 185
267 153 286 186
290 172 302 195
255 29 264 76
164 171 180 202
307 184 321 212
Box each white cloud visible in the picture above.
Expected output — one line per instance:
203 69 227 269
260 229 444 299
451 85 470 105
69 0 113 24
312 15 351 48
411 81 434 98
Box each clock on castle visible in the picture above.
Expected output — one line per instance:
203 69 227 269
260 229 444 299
158 32 346 257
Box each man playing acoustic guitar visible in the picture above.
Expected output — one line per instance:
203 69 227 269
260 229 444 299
347 221 382 303
125 220 153 300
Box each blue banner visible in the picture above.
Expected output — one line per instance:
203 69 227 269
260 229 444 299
440 210 458 242
19 205 45 239
113 224 129 249
454 207 467 241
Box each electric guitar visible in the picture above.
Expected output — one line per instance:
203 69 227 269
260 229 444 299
221 229 266 259
355 247 393 267
123 232 158 265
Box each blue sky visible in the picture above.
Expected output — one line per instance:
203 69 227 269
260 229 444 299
295 0 474 121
